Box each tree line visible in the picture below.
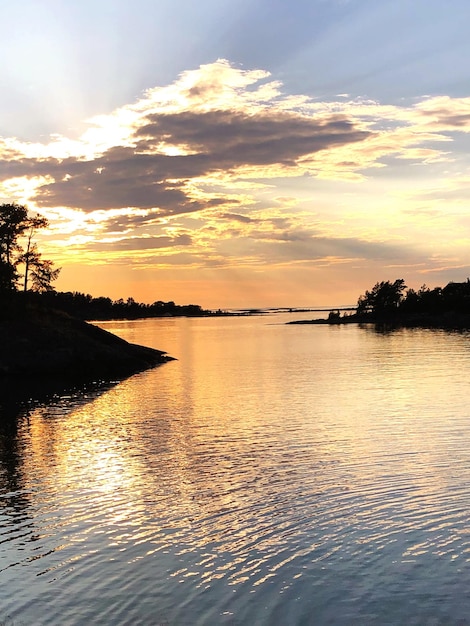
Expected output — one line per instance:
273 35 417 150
0 203 218 319
354 278 470 322
5 203 470 324
30 290 214 320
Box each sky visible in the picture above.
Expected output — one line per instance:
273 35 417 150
1 0 470 309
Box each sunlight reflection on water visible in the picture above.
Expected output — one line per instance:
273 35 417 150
0 315 469 625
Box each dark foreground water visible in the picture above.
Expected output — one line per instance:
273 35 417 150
1 315 469 625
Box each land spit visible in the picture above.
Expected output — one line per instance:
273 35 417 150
0 306 173 380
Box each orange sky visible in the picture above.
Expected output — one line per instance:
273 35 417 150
1 2 470 308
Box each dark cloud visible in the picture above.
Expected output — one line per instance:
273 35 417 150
90 233 192 251
0 156 58 179
422 108 470 129
2 108 370 215
32 149 219 212
98 209 163 233
137 110 370 167
0 149 229 212
221 212 256 223
39 170 201 212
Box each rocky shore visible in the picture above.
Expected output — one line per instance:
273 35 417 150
0 305 173 380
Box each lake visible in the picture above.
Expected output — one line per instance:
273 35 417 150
1 314 469 625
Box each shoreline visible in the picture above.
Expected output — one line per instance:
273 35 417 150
287 311 470 330
0 305 174 381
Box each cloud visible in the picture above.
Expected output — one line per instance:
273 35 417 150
221 212 256 224
136 109 369 164
90 233 192 251
34 153 215 213
2 59 470 283
3 110 369 213
415 96 470 131
2 62 469 218
95 208 164 233
223 232 421 266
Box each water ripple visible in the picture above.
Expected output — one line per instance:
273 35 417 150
1 320 470 624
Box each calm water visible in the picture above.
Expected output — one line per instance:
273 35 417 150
1 315 469 625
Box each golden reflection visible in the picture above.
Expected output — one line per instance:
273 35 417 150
21 388 147 517
7 318 470 592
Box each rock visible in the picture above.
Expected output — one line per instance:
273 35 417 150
0 306 174 380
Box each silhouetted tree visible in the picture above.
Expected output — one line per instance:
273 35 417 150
29 258 61 292
357 279 407 318
327 309 341 323
0 203 60 293
0 203 29 291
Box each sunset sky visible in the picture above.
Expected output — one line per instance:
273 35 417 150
1 0 470 308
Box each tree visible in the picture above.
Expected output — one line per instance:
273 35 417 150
0 203 29 291
357 279 407 318
20 213 49 292
29 258 61 292
0 203 60 293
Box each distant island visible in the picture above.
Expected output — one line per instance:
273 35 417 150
27 289 227 320
289 279 470 329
